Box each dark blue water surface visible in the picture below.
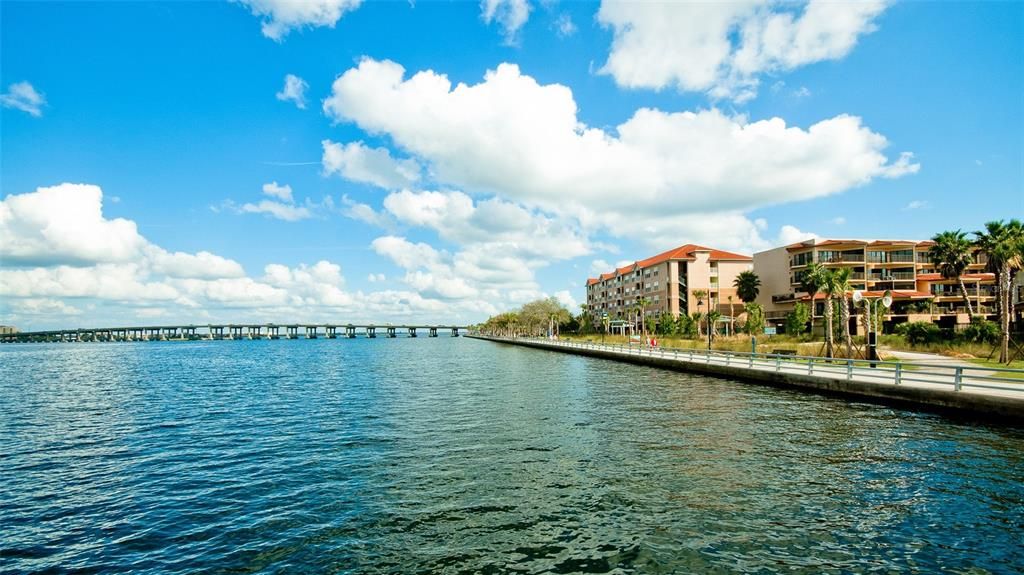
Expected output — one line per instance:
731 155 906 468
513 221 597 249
1 338 1023 574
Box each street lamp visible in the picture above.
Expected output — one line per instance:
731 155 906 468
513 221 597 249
853 289 892 363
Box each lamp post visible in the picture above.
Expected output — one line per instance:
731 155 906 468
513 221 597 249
853 289 892 364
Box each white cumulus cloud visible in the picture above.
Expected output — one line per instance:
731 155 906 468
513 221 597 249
262 181 294 202
276 74 309 109
322 140 421 189
1 81 46 117
482 0 531 44
237 0 362 41
323 58 917 252
597 0 888 101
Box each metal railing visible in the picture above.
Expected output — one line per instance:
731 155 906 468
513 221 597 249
484 337 1024 394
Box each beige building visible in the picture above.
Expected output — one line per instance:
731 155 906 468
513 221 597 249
754 238 996 333
586 244 753 322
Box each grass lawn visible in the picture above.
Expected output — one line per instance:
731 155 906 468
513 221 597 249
965 358 1024 379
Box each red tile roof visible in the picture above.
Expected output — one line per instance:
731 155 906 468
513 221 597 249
634 244 751 268
588 244 751 283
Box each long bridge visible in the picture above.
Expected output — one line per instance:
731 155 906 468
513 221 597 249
1 324 470 343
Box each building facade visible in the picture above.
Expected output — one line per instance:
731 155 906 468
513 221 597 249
754 238 996 332
586 244 752 323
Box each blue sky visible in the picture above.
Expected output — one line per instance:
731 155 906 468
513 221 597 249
1 0 1021 329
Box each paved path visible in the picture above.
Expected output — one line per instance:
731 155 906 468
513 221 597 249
477 337 1024 404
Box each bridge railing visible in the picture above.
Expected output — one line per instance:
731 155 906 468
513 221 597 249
484 336 1024 394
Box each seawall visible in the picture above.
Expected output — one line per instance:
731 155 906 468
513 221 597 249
468 335 1024 423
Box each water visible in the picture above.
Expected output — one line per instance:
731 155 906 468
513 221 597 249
1 338 1022 574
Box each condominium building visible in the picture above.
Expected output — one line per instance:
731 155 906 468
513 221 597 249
754 238 996 332
586 244 752 322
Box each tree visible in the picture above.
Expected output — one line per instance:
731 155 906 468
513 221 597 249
691 312 704 338
637 297 652 342
656 313 674 336
727 295 735 336
820 269 840 358
744 303 765 335
691 289 708 337
800 262 827 339
676 314 697 338
930 230 976 319
975 219 1024 363
830 267 854 358
785 302 810 336
734 270 761 303
707 310 722 341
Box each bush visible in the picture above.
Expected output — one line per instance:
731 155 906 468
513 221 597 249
959 318 999 344
894 321 943 345
785 302 809 335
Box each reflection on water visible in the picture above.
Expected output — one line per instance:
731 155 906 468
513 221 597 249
1 338 1022 574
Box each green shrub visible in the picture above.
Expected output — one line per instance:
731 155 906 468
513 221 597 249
959 318 999 344
894 321 943 345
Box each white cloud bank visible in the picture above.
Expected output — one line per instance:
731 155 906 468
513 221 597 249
322 58 917 252
0 81 46 117
0 183 488 328
598 0 888 102
237 0 362 41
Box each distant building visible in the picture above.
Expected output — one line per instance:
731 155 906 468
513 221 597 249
754 238 996 333
0 326 20 335
586 244 753 322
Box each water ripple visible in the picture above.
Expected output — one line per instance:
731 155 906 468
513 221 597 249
1 339 1022 574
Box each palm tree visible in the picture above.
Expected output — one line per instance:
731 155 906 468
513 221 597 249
727 295 735 336
800 262 827 338
820 269 838 358
930 230 976 319
831 267 854 358
637 297 652 343
975 219 1024 363
733 270 761 303
707 310 722 341
692 289 708 338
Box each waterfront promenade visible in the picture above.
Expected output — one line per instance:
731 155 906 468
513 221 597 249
471 335 1024 420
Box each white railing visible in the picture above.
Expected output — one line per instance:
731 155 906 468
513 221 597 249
481 336 1024 394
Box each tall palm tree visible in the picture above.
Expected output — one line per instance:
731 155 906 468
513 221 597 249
929 230 976 319
820 269 838 358
831 267 854 358
692 289 708 338
800 262 827 338
733 270 761 303
975 219 1024 363
727 295 735 336
637 297 652 343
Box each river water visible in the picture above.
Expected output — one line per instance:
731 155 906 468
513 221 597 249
1 338 1022 574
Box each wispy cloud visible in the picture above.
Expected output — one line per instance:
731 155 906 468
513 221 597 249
1 81 46 117
902 200 930 211
276 74 308 109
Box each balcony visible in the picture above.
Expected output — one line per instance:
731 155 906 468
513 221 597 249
871 271 915 281
772 293 797 303
870 254 916 264
820 254 864 263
